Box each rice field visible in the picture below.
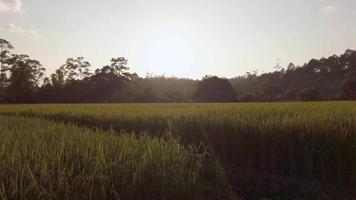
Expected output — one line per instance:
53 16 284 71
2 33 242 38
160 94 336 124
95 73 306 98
0 102 355 199
0 116 206 200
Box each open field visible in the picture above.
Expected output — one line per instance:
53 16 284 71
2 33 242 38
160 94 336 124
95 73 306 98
0 116 205 200
0 102 355 199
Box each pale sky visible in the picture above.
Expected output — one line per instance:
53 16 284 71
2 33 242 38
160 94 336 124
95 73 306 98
1 0 356 78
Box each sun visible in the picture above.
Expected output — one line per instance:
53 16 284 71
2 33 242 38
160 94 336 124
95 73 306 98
143 33 198 77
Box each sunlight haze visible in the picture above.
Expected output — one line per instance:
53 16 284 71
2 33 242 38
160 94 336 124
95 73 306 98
1 0 356 78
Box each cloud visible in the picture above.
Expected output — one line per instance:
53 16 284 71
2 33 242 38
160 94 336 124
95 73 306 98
0 0 22 12
321 5 337 12
0 23 40 38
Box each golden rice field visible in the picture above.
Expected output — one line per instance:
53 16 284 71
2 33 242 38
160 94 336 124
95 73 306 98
0 102 355 199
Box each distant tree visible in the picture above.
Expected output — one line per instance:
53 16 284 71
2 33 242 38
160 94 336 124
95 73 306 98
193 76 236 102
89 67 124 102
0 39 13 71
108 57 128 75
5 54 45 102
46 57 92 102
1 38 356 103
37 77 55 102
240 93 254 102
286 63 296 71
39 69 66 102
133 76 197 102
283 89 298 100
87 57 137 102
97 57 138 79
341 79 356 100
344 49 356 71
340 72 356 100
113 78 156 102
298 88 321 101
50 69 65 88
60 57 92 81
0 39 14 100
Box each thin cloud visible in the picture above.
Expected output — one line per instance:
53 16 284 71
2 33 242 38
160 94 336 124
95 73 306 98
0 23 40 38
321 5 337 12
0 0 22 12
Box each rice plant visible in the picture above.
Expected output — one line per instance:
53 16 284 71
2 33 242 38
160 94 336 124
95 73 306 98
0 101 355 198
0 116 206 200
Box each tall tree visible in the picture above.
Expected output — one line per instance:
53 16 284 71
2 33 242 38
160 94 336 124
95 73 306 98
193 76 236 102
97 57 138 79
60 57 92 81
0 39 13 72
89 57 137 102
5 54 45 102
340 72 356 100
0 39 14 100
50 68 65 88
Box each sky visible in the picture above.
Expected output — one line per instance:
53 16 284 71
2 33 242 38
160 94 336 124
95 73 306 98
1 0 356 79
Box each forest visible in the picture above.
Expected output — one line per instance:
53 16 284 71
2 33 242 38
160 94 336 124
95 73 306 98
0 38 355 103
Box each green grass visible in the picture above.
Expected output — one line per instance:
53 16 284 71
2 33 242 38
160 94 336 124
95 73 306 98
0 102 355 199
0 116 206 200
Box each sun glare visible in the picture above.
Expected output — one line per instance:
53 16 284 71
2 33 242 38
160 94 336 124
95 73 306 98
143 33 199 77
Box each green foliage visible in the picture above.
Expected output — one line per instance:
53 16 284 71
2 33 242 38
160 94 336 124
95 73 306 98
5 54 45 102
59 57 92 81
230 49 356 101
193 76 236 102
1 38 355 103
0 39 13 72
298 88 321 101
0 116 206 200
341 72 356 100
1 102 355 189
96 57 134 78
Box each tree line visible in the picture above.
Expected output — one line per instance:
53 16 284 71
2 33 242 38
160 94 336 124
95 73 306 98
230 51 356 101
0 38 355 103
